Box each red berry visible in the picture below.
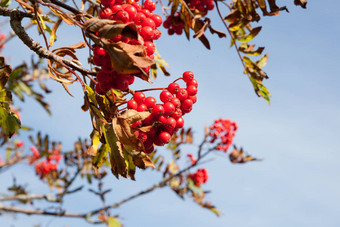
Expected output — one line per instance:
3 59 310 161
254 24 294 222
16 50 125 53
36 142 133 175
101 0 114 7
152 104 164 116
133 92 145 104
170 97 181 108
133 2 142 10
124 5 137 20
168 82 180 94
110 4 123 14
165 117 176 129
113 10 130 23
181 99 193 110
160 90 173 103
144 96 157 109
127 99 138 110
176 88 188 101
187 85 197 96
140 26 154 40
143 0 156 11
99 8 113 19
159 131 171 144
188 95 197 104
163 102 175 116
183 71 194 83
153 29 162 40
143 114 155 125
93 46 107 58
176 117 184 128
157 115 167 124
186 78 198 88
151 14 162 27
137 104 147 112
141 9 152 17
144 41 155 56
137 131 148 142
134 12 146 25
96 71 113 84
171 108 182 119
142 18 156 29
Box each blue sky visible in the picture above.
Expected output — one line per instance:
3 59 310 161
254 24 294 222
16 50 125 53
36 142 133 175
1 1 340 226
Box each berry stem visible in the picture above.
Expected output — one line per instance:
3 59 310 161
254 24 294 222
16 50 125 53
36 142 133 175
134 87 166 92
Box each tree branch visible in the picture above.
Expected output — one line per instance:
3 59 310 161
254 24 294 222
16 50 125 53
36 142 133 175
0 204 85 218
5 9 95 76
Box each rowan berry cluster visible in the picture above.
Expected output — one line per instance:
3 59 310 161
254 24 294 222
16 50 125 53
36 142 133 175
189 168 209 187
209 118 238 152
94 0 162 94
29 146 62 178
128 71 198 153
187 0 214 15
163 14 184 36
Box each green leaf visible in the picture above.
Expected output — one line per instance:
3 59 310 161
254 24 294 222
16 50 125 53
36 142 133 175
108 217 121 227
250 77 271 104
256 53 268 68
124 149 136 180
0 105 21 137
92 143 109 171
0 0 11 7
0 89 12 103
236 26 262 43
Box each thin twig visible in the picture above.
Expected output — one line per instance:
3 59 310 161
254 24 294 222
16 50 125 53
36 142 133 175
214 0 250 80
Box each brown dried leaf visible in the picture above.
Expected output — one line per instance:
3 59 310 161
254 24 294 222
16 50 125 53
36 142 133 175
112 110 151 151
84 18 138 40
208 25 226 38
193 19 210 49
132 152 155 169
104 125 127 178
106 42 154 81
294 0 307 8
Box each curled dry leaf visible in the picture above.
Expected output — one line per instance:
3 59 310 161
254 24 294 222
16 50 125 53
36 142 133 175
84 18 139 40
47 42 86 95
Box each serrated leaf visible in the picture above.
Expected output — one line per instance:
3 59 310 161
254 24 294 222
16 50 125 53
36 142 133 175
103 124 127 178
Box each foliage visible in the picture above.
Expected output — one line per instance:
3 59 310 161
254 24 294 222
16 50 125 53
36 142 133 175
0 0 306 225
